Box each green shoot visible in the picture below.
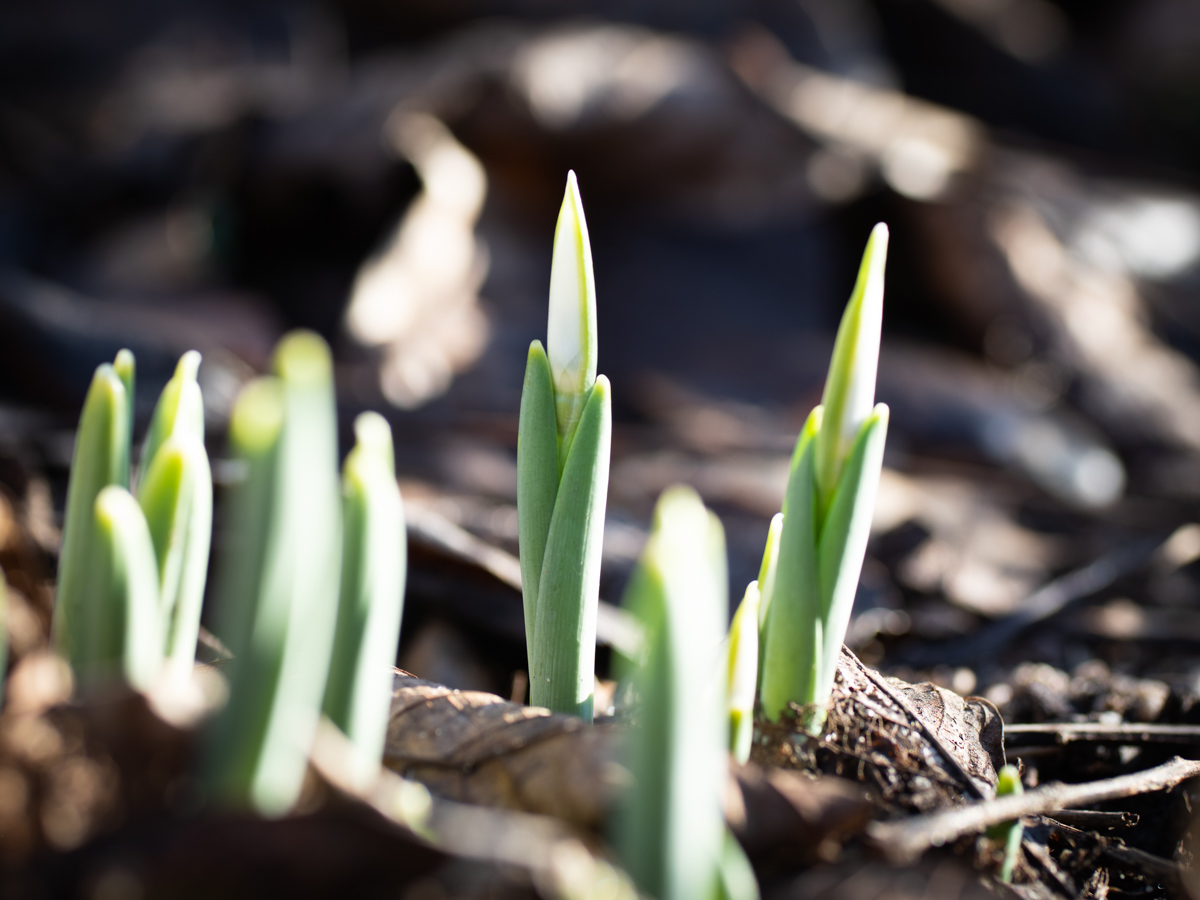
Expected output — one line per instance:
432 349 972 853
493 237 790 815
135 351 212 676
55 355 131 666
82 486 164 690
759 225 890 728
139 350 204 490
988 765 1024 883
726 581 760 764
206 331 343 815
138 436 212 675
518 172 612 722
322 412 407 789
616 486 741 900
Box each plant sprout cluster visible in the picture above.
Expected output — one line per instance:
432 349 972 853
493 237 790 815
517 174 890 898
52 333 406 814
2 169 892 900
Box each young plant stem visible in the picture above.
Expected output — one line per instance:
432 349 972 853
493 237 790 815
322 412 407 789
55 358 131 667
206 331 342 815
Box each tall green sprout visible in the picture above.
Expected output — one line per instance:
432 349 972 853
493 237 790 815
759 224 890 728
55 350 213 689
55 355 130 665
136 352 212 677
518 171 612 721
323 411 407 789
726 581 760 765
206 331 342 815
617 486 758 900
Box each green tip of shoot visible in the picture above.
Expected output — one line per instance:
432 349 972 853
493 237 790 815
229 379 285 456
274 330 334 386
816 223 888 507
176 350 201 383
353 411 395 473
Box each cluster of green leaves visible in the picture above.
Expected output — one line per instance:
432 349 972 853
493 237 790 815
205 332 408 812
518 171 612 723
54 350 212 691
50 333 407 815
754 224 890 733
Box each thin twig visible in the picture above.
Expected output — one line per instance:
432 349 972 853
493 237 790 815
868 756 1200 862
1044 809 1137 829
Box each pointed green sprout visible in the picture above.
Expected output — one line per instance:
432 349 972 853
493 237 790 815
206 331 343 815
760 224 890 729
137 351 212 676
55 354 131 665
139 350 204 490
81 486 164 691
988 765 1024 883
754 512 782 689
726 581 760 764
55 349 214 689
113 349 135 489
518 172 612 722
322 411 407 789
617 486 756 900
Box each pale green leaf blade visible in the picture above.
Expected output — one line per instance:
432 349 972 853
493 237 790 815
815 405 888 705
138 351 203 492
517 340 559 654
615 486 728 900
113 349 135 490
760 407 822 721
322 412 407 789
88 486 163 691
531 375 611 720
727 580 760 764
814 224 888 509
55 364 129 667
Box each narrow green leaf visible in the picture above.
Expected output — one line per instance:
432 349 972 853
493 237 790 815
138 435 213 672
717 830 761 900
530 375 611 720
754 511 783 691
138 350 204 492
815 405 888 705
322 412 407 789
759 407 823 722
207 331 342 815
113 349 135 489
755 513 783 631
55 364 129 667
727 581 760 764
615 486 729 900
547 170 598 465
517 340 559 655
85 486 163 691
814 224 888 512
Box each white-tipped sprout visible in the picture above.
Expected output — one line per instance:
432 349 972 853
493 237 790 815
518 171 612 723
726 581 760 764
546 170 598 464
815 223 888 511
759 225 891 728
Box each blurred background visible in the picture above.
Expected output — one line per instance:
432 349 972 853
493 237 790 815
4 0 1200 719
